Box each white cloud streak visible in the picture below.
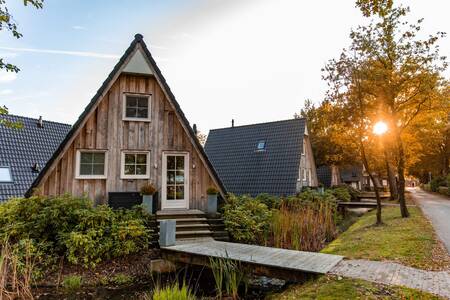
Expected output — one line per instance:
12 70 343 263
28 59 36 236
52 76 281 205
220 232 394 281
0 89 13 95
0 72 17 83
72 25 86 30
0 46 119 59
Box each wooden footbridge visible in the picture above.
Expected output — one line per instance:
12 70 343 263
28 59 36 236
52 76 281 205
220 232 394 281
160 239 344 281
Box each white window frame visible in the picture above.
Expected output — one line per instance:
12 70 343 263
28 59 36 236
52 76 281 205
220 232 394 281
308 169 312 185
120 151 151 179
303 168 307 181
75 150 108 179
0 166 13 183
122 93 152 122
301 138 306 155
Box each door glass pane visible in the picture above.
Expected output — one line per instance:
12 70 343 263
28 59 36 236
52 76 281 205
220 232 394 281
175 171 184 184
167 156 175 170
176 156 184 170
167 186 175 200
167 171 175 184
176 186 184 200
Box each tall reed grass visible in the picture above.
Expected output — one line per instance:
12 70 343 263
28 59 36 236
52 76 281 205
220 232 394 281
209 255 248 299
269 201 337 252
0 238 36 300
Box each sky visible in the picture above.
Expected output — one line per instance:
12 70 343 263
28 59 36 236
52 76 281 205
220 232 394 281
0 0 449 133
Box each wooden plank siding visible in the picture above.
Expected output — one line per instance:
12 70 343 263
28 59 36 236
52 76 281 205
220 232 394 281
36 74 217 210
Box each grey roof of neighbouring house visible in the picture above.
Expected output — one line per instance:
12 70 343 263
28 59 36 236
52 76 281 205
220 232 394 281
317 165 332 188
0 115 71 201
204 118 306 197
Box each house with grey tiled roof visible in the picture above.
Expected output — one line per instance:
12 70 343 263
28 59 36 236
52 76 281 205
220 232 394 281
204 118 318 197
0 115 71 201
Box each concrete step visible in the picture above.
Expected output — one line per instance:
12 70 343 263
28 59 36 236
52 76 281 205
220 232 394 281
157 217 209 224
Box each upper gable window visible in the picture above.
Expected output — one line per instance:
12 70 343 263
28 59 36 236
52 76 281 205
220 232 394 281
123 94 151 121
0 167 12 183
75 150 108 179
256 140 266 151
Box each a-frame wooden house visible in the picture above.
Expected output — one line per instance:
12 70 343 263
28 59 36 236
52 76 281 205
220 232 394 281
26 34 225 212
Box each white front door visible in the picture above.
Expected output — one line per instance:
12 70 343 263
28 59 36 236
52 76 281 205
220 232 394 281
161 152 189 209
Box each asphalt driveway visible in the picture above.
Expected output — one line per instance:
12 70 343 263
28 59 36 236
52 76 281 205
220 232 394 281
408 187 450 253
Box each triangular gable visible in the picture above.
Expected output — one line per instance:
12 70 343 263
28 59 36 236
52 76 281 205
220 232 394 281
26 34 226 197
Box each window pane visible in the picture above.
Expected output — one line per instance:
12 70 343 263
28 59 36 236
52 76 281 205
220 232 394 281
167 156 175 170
175 171 184 184
137 108 148 118
176 186 184 200
167 186 175 200
124 165 135 175
92 164 105 175
80 164 92 175
137 98 148 108
136 154 147 164
136 164 147 175
176 156 184 170
93 153 105 163
126 108 137 118
125 154 135 164
0 167 12 182
126 96 137 107
80 153 92 163
167 171 175 184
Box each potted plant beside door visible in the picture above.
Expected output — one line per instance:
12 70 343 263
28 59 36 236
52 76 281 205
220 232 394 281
140 184 156 214
207 187 219 216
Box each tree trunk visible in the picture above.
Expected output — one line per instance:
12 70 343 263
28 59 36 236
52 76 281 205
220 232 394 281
385 151 398 200
360 141 382 225
396 135 410 218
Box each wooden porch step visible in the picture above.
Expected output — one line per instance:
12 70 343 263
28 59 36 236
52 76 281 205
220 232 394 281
157 217 208 223
176 230 212 238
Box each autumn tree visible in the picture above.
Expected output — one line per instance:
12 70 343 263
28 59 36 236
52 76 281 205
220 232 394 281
0 0 44 127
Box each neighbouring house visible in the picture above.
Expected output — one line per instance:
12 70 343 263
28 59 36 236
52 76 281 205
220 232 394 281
0 115 71 201
204 118 318 197
317 163 388 191
21 34 225 211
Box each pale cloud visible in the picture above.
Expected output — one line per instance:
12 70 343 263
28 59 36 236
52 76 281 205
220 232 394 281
0 52 18 58
0 72 17 83
0 89 13 95
0 47 119 59
72 25 86 30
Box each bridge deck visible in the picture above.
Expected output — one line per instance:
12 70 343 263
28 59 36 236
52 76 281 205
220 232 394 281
161 240 343 275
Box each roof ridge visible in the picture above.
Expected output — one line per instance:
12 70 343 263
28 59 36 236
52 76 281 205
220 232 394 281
209 117 306 132
3 114 72 127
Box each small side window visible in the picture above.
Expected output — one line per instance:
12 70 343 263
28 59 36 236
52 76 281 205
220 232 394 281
121 151 150 179
0 167 12 183
256 140 266 151
76 150 108 179
123 94 151 121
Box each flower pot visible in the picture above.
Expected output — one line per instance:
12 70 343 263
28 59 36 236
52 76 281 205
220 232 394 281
142 194 153 214
207 194 218 215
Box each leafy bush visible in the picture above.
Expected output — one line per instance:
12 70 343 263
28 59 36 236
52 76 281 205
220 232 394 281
0 195 153 268
254 193 281 209
63 275 82 292
222 194 272 244
110 273 134 285
329 186 352 202
430 176 447 192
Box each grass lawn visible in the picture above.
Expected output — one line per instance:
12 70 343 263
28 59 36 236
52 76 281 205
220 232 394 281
270 275 444 300
321 206 450 270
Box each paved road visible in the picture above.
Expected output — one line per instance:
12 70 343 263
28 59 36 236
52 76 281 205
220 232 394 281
409 187 450 253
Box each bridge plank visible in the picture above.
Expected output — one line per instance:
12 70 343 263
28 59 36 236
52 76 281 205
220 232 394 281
161 240 343 275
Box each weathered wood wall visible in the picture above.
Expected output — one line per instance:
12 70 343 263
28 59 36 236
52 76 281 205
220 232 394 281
37 74 217 210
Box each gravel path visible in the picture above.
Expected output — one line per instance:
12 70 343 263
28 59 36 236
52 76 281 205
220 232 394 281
409 187 450 253
331 259 450 298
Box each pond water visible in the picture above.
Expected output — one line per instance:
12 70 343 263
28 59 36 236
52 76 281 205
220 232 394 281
35 266 289 299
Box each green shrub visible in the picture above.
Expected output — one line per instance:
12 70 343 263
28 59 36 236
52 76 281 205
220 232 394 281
430 177 446 192
110 273 133 285
63 275 82 292
223 194 272 244
0 195 153 268
254 193 281 209
152 282 195 300
329 186 351 202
